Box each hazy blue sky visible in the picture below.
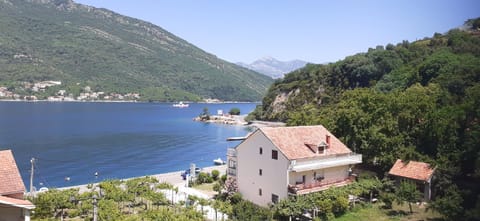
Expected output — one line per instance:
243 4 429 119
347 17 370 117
75 0 479 64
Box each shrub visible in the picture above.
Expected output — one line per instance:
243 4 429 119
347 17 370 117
229 107 241 115
220 174 227 183
211 170 220 181
196 172 213 184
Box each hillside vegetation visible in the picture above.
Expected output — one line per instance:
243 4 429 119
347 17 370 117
0 0 273 101
249 18 480 220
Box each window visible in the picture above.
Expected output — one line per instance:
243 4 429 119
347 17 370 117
259 188 262 196
272 150 278 160
271 194 279 204
259 147 263 155
228 160 236 169
259 169 262 176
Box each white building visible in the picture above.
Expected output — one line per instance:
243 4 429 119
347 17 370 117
227 125 362 206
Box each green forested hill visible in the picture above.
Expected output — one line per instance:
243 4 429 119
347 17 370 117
0 0 273 101
249 19 480 219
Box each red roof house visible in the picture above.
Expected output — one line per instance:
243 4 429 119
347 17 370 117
388 159 436 201
227 125 362 206
0 149 35 221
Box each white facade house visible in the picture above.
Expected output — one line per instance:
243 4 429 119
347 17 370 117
227 125 362 206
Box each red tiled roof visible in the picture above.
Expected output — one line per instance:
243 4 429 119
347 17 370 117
388 159 435 182
259 125 352 160
0 150 26 195
0 195 35 209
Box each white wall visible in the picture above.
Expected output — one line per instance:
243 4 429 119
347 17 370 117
323 166 349 182
236 131 290 206
288 165 349 185
0 206 24 221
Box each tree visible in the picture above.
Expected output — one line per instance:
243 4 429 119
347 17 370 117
32 188 78 220
98 199 123 221
223 177 238 200
211 169 220 181
198 198 210 215
274 197 305 221
200 107 210 120
428 185 464 219
396 180 421 213
228 107 241 115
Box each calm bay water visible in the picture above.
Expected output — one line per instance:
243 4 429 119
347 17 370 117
0 102 255 188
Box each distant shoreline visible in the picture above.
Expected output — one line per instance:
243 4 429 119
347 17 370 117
0 99 261 104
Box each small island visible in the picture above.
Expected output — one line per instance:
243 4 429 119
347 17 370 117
193 107 248 126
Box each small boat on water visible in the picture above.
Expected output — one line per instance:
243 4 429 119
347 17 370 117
173 101 189 108
213 158 225 165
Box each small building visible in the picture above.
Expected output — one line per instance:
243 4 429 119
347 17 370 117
388 159 435 201
227 125 362 206
0 149 35 221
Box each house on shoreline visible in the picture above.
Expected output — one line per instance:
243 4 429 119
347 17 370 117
0 149 35 221
227 125 362 206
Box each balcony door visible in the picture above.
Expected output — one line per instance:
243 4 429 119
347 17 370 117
295 174 306 185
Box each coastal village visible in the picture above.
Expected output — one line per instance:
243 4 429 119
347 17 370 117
0 81 141 102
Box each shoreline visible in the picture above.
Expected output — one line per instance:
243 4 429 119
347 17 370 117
0 99 261 104
57 165 227 193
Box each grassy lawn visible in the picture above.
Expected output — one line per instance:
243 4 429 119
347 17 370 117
193 182 215 192
334 203 444 221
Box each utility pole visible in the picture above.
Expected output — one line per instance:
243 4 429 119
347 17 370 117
92 194 98 221
29 158 35 194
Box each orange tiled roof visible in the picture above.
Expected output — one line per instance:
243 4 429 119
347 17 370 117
259 125 352 160
388 159 435 182
0 195 35 209
0 150 26 195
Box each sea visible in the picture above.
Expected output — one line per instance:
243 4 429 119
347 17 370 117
0 101 256 188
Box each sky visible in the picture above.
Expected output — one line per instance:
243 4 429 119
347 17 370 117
74 0 479 64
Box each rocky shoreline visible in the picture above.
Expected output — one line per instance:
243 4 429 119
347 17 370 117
193 114 248 126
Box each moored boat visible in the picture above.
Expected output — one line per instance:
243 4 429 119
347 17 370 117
213 158 225 165
173 101 189 108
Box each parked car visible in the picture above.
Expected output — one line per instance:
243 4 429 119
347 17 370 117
181 167 201 180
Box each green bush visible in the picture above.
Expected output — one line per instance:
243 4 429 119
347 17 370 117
211 170 220 181
196 172 213 184
229 107 241 115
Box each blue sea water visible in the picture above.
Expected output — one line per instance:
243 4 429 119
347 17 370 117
0 102 255 188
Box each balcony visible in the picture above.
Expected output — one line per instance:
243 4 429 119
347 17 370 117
227 168 237 176
227 148 237 157
290 153 362 172
288 176 355 195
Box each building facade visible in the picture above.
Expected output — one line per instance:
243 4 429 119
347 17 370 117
227 125 362 206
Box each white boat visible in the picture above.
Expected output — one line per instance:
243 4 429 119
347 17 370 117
173 102 189 108
213 158 225 165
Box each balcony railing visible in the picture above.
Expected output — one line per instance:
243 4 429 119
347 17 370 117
288 176 355 195
227 168 237 176
290 153 362 172
227 148 237 157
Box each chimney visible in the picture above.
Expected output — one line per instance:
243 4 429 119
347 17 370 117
326 135 331 146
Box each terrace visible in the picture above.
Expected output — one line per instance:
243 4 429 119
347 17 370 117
288 176 355 195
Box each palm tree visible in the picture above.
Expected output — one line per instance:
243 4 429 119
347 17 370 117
198 198 210 215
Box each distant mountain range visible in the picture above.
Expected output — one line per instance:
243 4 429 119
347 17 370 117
0 0 273 101
237 57 309 79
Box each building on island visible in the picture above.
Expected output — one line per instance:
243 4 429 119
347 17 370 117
388 159 435 201
227 125 362 206
0 149 35 221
